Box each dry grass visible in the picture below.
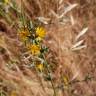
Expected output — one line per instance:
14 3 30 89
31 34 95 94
0 0 96 96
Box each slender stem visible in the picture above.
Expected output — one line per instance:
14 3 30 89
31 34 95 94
33 58 46 93
40 53 56 96
21 0 26 29
45 61 57 96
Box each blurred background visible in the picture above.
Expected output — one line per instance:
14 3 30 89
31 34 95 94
0 0 96 96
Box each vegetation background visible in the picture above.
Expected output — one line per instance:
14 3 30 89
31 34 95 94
0 0 96 96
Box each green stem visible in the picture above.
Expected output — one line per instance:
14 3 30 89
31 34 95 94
21 0 26 29
45 61 57 96
33 59 46 93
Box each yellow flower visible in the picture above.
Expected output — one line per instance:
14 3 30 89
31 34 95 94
36 37 42 41
4 0 9 4
63 76 69 86
37 63 44 71
10 91 17 96
36 27 46 39
18 29 30 41
28 44 40 55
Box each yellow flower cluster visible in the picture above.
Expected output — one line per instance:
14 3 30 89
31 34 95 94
18 21 47 72
4 0 9 4
18 26 46 56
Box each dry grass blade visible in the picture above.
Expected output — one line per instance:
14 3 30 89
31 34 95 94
71 45 87 51
59 3 78 18
70 14 75 25
71 40 84 49
50 10 59 18
71 71 79 81
37 17 50 24
75 27 88 41
59 0 63 5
